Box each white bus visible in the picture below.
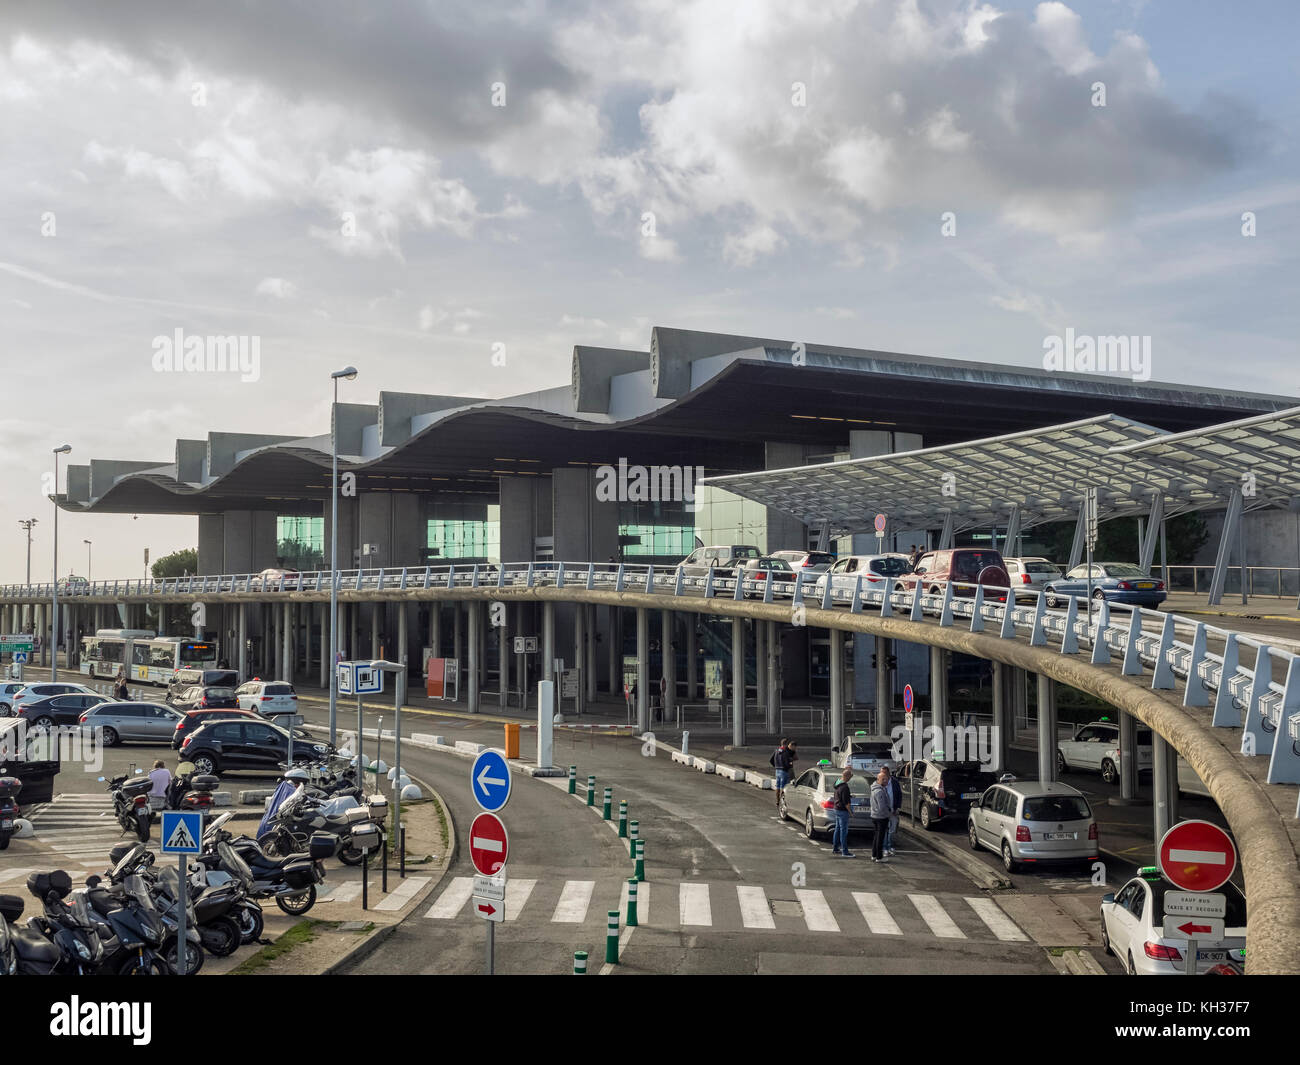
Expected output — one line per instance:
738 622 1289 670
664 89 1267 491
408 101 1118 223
81 630 220 686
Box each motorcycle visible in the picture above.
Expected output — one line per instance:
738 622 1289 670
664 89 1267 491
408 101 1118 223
200 812 327 917
0 893 61 975
259 784 386 867
23 871 105 974
164 761 220 813
101 772 153 842
0 774 19 850
81 846 168 975
107 842 205 975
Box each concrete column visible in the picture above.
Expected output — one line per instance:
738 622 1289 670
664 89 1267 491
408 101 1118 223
38 605 47 667
766 620 780 732
429 602 441 661
635 607 649 732
467 601 479 713
606 605 617 695
686 617 698 700
991 661 1010 774
829 627 845 743
1152 733 1178 841
875 635 891 734
929 646 947 722
661 609 675 726
1120 708 1140 800
349 602 359 664
272 603 282 679
1036 674 1057 784
499 600 510 709
236 603 246 682
572 603 584 715
731 617 746 747
1012 667 1029 732
543 601 555 682
585 605 596 702
282 602 292 682
319 604 328 689
477 603 488 689
398 602 408 677
755 619 767 709
370 602 380 659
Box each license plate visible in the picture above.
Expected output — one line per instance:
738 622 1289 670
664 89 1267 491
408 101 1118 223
0 819 11 830
1137 582 1154 589
1197 950 1226 962
961 792 980 799
1044 832 1073 840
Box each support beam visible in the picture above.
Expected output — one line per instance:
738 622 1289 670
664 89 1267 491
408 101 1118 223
1138 493 1164 573
1208 489 1244 605
1003 506 1021 555
636 607 649 732
731 617 746 747
686 616 698 699
1119 708 1141 801
829 628 845 744
543 601 555 682
282 602 292 683
937 511 955 551
1036 674 1056 784
1151 733 1178 841
661 609 675 726
875 635 890 734
1067 500 1088 571
466 601 479 713
318 604 327 689
766 620 779 732
585 605 597 702
499 603 510 709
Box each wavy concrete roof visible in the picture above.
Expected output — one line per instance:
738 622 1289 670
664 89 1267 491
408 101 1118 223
56 327 1296 515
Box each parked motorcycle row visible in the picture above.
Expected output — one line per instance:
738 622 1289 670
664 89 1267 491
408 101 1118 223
1 760 388 975
102 763 222 844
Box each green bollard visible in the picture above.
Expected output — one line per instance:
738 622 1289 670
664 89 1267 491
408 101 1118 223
602 787 613 820
586 774 596 807
573 950 588 974
634 839 645 882
617 800 628 838
568 766 577 795
626 878 639 927
605 911 619 965
628 819 639 858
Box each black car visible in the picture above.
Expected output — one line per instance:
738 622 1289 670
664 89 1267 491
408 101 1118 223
896 759 1002 831
169 685 239 713
15 692 107 730
171 708 260 750
178 718 331 776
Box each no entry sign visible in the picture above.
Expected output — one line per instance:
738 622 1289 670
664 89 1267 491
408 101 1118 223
1158 819 1237 893
469 812 509 876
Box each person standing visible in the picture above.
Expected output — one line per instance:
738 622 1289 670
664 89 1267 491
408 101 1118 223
870 767 894 862
832 768 855 857
883 765 902 857
147 759 171 810
771 739 791 809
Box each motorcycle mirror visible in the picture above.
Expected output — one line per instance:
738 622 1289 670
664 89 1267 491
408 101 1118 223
85 875 101 888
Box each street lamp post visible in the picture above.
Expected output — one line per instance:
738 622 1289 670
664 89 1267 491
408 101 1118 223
51 444 71 680
18 519 37 585
329 367 358 745
83 539 92 581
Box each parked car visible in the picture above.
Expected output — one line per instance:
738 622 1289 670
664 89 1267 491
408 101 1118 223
1056 718 1152 784
737 556 796 597
1044 563 1167 609
171 708 261 750
678 545 761 578
179 718 331 776
1002 557 1065 601
168 668 239 701
15 691 108 730
967 780 1099 873
778 765 875 839
257 567 300 587
78 701 184 746
9 681 102 717
1177 756 1211 798
169 685 239 713
57 575 89 595
896 758 1001 830
812 553 912 602
770 549 836 574
895 548 1012 602
832 734 897 774
0 681 27 714
1100 870 1246 975
235 680 299 720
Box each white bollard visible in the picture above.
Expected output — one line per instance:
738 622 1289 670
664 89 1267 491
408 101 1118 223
400 783 423 801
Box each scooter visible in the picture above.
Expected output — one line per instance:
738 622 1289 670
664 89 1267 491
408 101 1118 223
0 775 19 850
102 772 153 842
200 813 327 916
23 871 105 975
0 894 61 975
164 761 220 813
81 846 168 975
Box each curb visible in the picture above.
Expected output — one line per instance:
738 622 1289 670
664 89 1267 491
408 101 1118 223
894 820 1011 891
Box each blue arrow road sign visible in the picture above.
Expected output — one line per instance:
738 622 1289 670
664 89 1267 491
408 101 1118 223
160 810 203 854
471 749 511 812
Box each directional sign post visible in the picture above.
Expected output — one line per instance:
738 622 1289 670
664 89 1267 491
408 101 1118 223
470 812 509 976
1162 915 1225 942
874 513 887 553
471 750 512 812
1158 819 1238 975
161 810 202 976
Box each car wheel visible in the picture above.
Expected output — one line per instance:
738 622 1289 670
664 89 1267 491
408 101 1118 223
1127 952 1137 975
32 715 54 730
967 821 980 851
803 807 818 839
1055 750 1067 775
1045 593 1059 608
1100 921 1112 956
1093 589 1106 601
101 726 119 747
919 802 934 830
1001 840 1019 873
191 754 218 775
929 585 942 597
1101 759 1118 785
778 793 789 821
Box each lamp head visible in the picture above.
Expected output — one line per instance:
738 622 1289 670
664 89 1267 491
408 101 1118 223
53 444 71 455
331 366 358 381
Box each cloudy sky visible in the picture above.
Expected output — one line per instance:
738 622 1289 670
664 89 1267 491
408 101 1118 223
1 0 1296 582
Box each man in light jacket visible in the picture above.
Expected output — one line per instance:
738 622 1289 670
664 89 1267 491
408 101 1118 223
870 768 894 862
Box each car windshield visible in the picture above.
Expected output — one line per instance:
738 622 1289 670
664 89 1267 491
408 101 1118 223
952 552 1003 579
870 557 910 577
1023 795 1092 821
1104 564 1149 577
851 742 894 760
937 761 995 781
265 684 294 695
732 547 760 559
204 688 236 699
1025 562 1061 575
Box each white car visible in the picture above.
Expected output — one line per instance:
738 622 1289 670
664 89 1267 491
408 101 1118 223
1055 719 1152 784
10 681 103 717
1100 871 1247 974
812 553 912 603
235 680 299 720
832 734 897 774
0 681 27 714
1003 557 1064 601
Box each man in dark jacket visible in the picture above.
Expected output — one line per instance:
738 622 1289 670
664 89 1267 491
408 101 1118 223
883 766 902 857
832 768 855 857
771 739 791 808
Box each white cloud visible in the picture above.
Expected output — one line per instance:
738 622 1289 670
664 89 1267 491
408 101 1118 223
255 277 297 299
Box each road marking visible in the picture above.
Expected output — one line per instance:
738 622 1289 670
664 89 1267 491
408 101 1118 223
373 875 431 912
852 892 903 935
908 893 966 938
321 882 362 904
964 897 1028 941
795 889 839 932
505 878 537 921
1168 848 1228 864
679 883 712 926
0 866 38 885
551 880 595 923
426 876 474 919
619 880 649 925
736 885 775 929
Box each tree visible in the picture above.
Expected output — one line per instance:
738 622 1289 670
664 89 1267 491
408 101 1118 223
151 548 197 579
1027 512 1209 566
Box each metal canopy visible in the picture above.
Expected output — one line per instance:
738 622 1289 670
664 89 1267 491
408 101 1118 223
704 414 1247 536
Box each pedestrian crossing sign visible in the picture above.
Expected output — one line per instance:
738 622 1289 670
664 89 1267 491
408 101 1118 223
160 810 203 854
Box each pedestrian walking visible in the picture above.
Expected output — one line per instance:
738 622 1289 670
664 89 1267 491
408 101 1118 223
770 739 792 808
883 765 902 857
870 767 894 861
832 768 855 857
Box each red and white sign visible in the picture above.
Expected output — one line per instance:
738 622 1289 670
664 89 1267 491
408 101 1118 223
1158 819 1237 893
474 898 504 923
873 513 887 533
469 812 509 876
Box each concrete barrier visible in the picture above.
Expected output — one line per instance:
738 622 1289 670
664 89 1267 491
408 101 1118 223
692 758 715 774
454 741 486 755
745 771 773 790
410 733 445 748
239 789 275 804
670 751 692 766
715 764 745 781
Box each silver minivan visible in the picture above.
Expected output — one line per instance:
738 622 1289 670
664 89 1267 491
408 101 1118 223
967 780 1098 873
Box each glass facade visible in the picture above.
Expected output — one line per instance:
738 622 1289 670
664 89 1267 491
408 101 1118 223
618 500 695 562
691 485 769 551
276 515 324 569
427 503 500 563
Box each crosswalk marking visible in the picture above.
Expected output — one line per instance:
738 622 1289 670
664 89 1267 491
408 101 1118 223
551 880 595 923
679 883 712 926
373 876 432 912
795 889 839 933
619 880 649 925
852 892 903 935
505 878 537 921
736 885 775 929
964 897 1029 942
321 882 362 904
426 876 474 919
909 893 966 939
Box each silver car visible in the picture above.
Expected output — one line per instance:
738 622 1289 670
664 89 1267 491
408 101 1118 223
812 553 912 603
1003 557 1064 601
79 701 185 746
966 780 1098 873
832 734 896 774
779 766 876 839
770 549 836 574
